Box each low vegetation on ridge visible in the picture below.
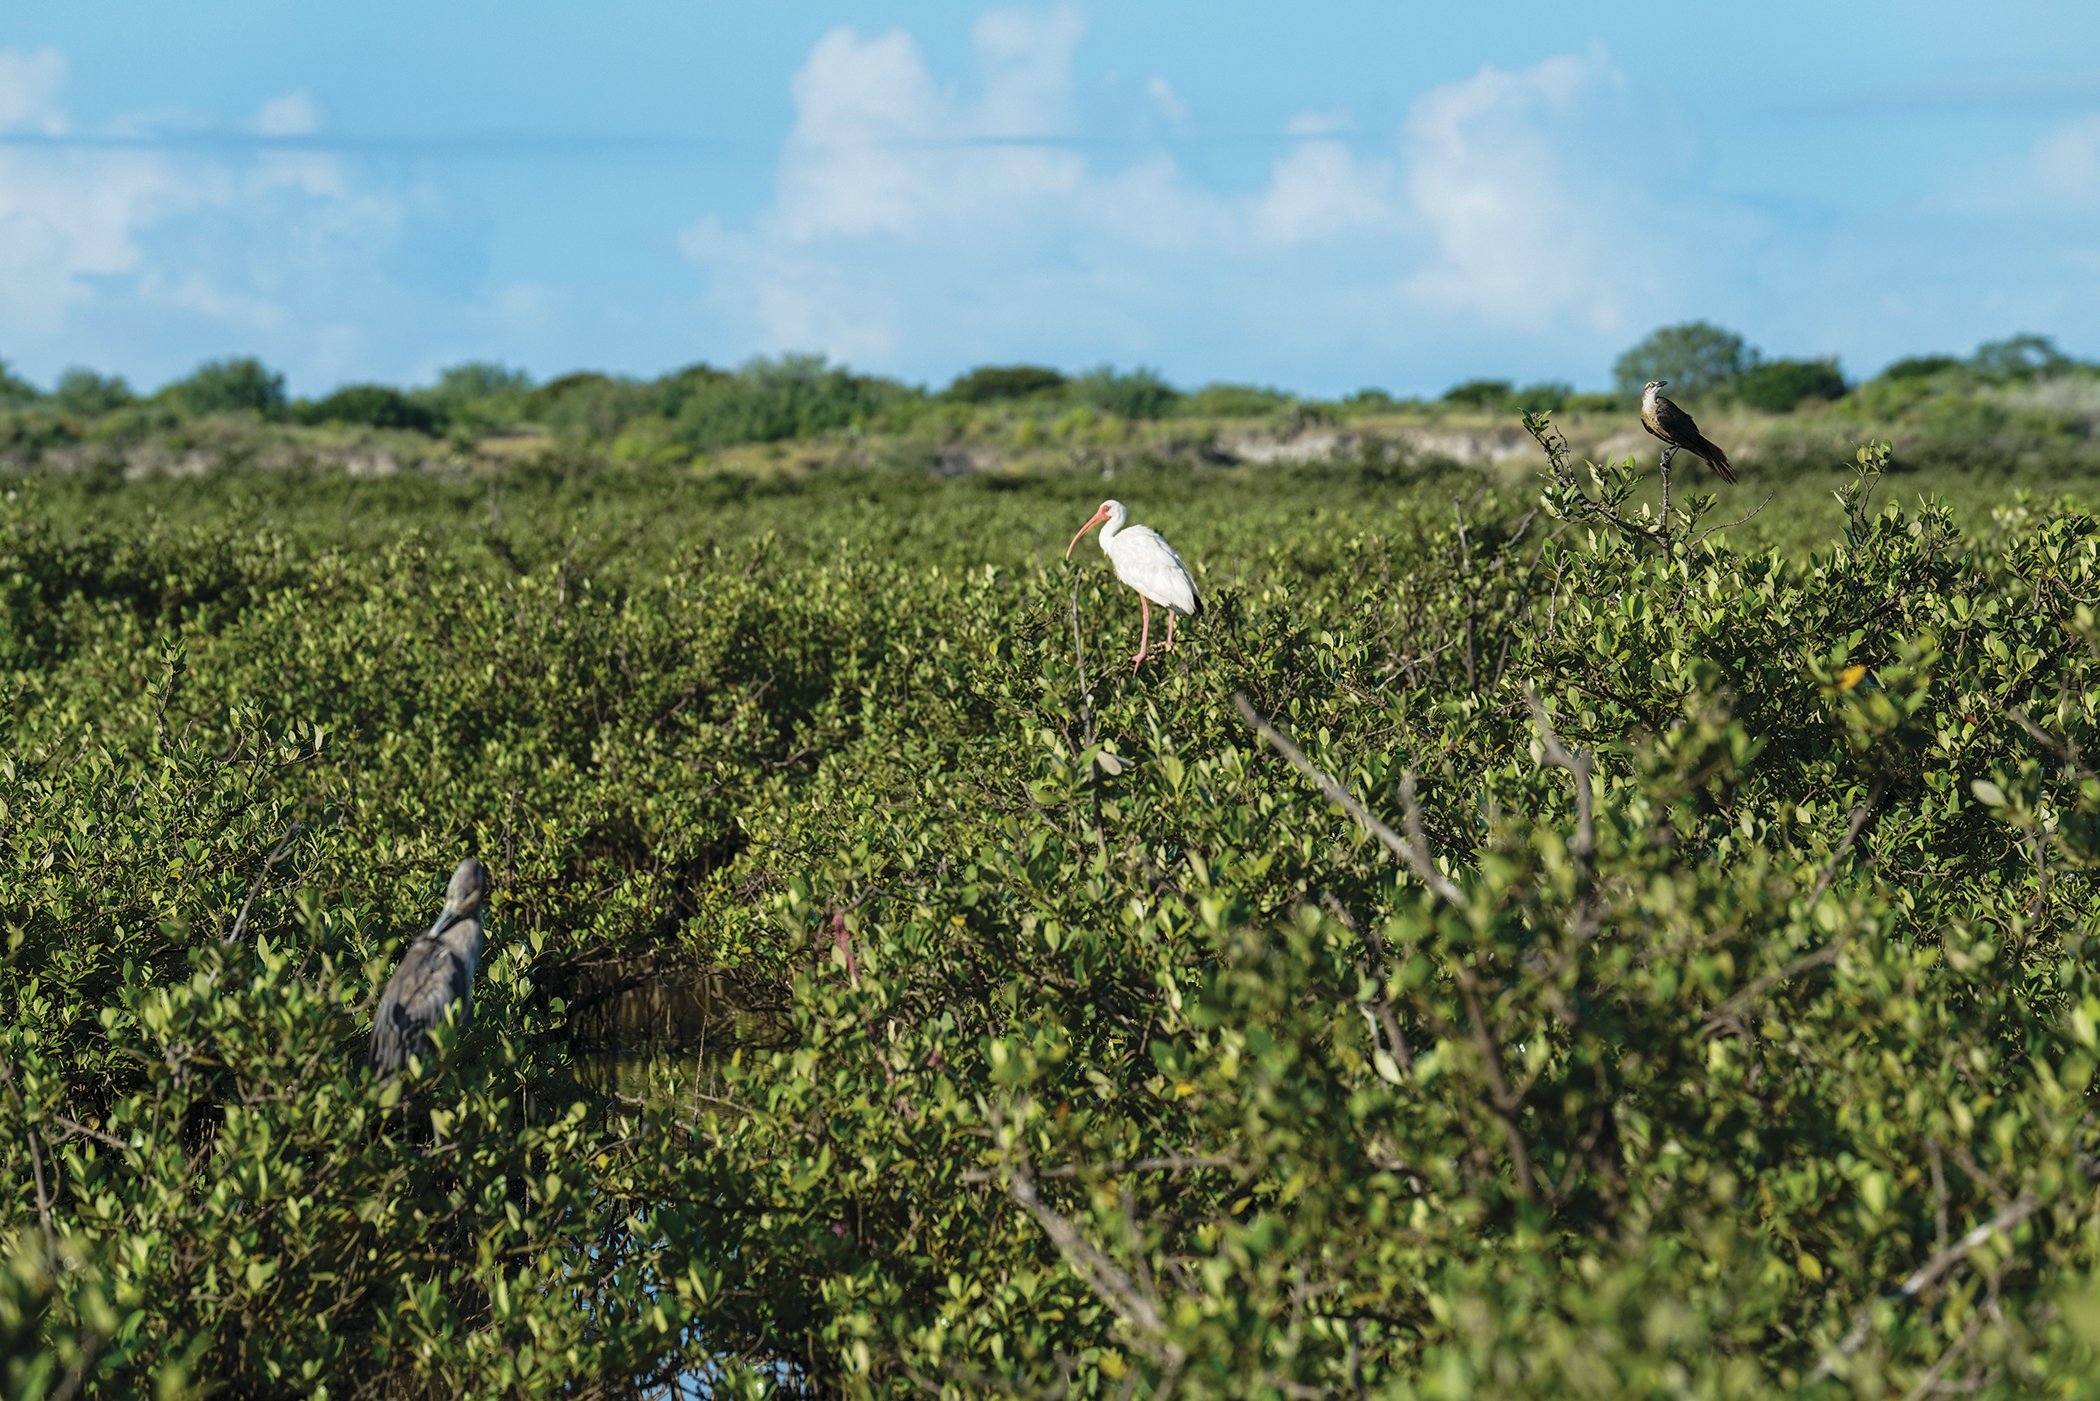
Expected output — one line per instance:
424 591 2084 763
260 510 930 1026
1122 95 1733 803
2 324 2097 484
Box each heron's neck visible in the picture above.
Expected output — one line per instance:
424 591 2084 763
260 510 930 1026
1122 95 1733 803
437 917 484 967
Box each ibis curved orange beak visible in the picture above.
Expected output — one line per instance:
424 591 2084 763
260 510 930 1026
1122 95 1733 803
1065 505 1111 560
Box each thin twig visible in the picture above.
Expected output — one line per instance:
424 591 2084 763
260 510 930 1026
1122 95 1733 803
1690 494 1775 550
1703 784 1883 1032
1928 1139 1949 1257
2003 703 2100 783
1659 445 1675 537
1007 1156 1175 1352
49 1114 128 1152
1322 891 1414 1074
1453 966 1539 1206
0 1060 58 1260
1808 1192 2042 1383
964 1152 1237 1185
1234 693 1463 906
1899 1306 1989 1401
221 820 307 945
1523 686 1596 880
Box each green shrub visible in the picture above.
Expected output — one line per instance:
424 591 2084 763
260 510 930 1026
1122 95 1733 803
1067 365 1181 420
1879 354 1965 382
295 383 448 435
1187 382 1294 417
945 364 1067 402
1441 377 1514 408
1612 320 1753 397
417 362 534 430
672 355 911 449
162 357 287 419
1972 333 2074 382
1341 387 1401 414
1736 357 1847 411
51 368 135 417
0 359 42 409
521 370 646 440
1516 379 1573 410
14 419 2100 1394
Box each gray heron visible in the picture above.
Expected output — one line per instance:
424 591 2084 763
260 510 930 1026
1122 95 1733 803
370 857 491 1076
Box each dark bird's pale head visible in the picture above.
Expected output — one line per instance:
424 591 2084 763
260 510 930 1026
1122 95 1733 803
433 857 490 934
1644 379 1668 395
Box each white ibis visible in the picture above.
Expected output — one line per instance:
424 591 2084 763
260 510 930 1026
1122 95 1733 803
1065 499 1203 669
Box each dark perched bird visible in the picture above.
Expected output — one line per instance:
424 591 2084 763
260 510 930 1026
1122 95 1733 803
1640 379 1736 483
370 858 490 1076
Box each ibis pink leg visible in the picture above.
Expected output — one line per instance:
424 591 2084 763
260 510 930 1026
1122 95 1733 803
1164 609 1179 652
1133 595 1152 668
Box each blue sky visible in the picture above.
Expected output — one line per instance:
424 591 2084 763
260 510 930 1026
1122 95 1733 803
2 2 2096 397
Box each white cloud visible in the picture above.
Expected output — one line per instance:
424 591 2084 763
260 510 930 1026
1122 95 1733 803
682 9 1400 368
255 91 322 136
1254 139 1396 245
138 269 286 330
0 49 66 133
676 11 1777 391
1399 49 1640 332
2031 113 2100 206
1145 76 1187 125
1286 110 1353 138
773 13 1088 244
0 52 400 379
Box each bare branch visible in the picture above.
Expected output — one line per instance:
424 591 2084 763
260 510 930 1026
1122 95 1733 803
1006 1156 1178 1356
49 1113 128 1152
1234 693 1464 906
2003 704 2100 783
1703 783 1883 1033
1523 686 1596 880
0 1060 57 1261
1453 965 1539 1206
220 819 307 945
1322 891 1414 1075
1690 494 1775 550
965 1151 1237 1186
1809 1192 2043 1384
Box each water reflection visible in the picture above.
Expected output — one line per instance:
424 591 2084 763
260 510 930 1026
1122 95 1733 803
563 959 791 1109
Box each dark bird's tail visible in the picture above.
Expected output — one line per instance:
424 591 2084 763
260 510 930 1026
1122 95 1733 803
1691 435 1736 483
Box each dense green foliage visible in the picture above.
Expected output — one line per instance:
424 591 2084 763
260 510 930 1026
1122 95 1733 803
10 428 2100 1394
945 365 1069 403
0 361 39 410
295 384 447 435
50 369 136 418
1736 358 1848 412
163 357 289 420
1441 379 1574 412
0 329 2091 488
1612 321 1756 398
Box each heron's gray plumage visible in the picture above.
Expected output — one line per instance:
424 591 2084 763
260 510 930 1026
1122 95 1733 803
370 858 490 1077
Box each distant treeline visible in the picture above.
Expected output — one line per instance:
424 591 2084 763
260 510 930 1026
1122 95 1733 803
0 322 2091 458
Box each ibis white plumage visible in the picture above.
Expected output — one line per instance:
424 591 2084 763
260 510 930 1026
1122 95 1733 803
1066 499 1202 669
